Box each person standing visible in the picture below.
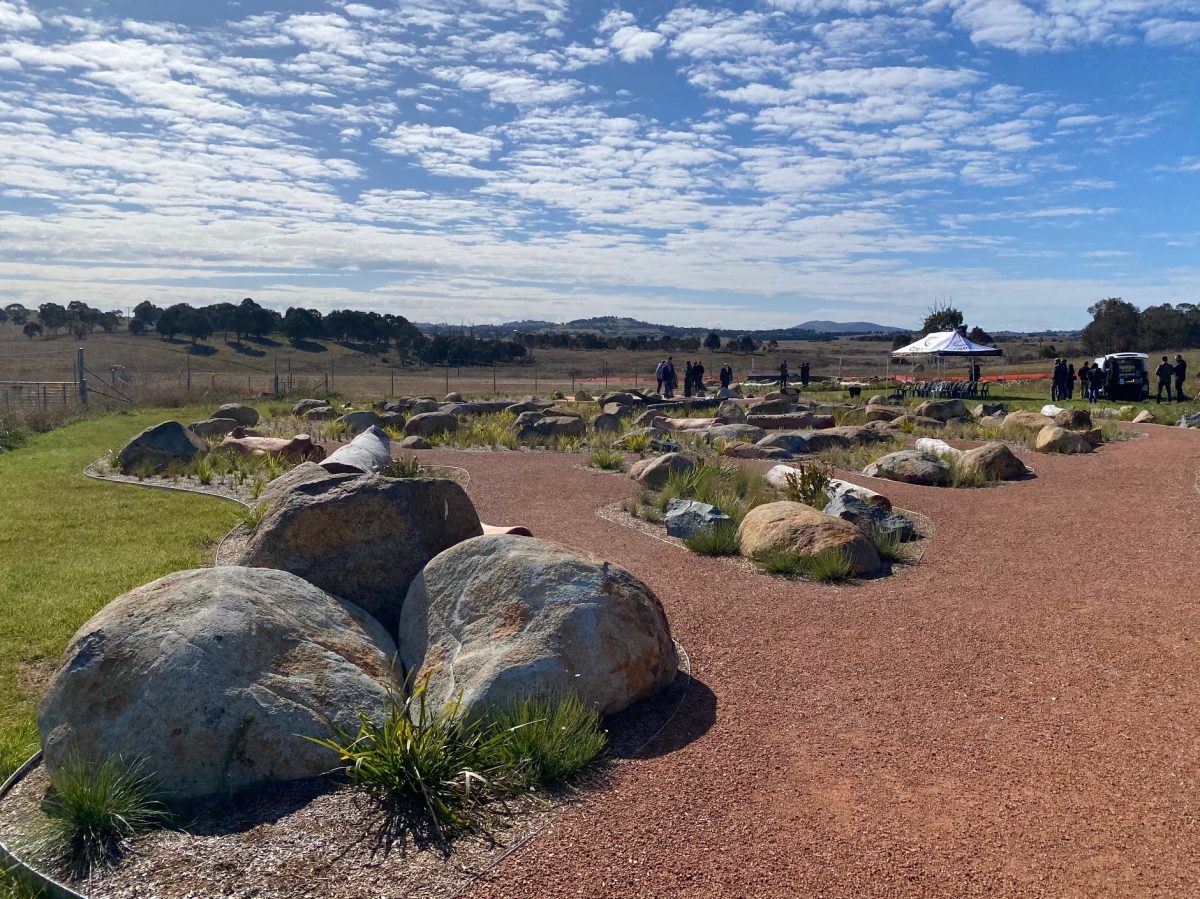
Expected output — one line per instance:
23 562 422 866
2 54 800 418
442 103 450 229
1089 363 1105 401
1077 361 1090 399
971 361 981 383
683 361 694 397
655 359 666 396
719 363 733 390
1174 354 1188 402
693 359 706 396
1155 355 1174 403
663 356 676 399
1066 363 1075 399
800 361 810 387
779 359 789 391
1051 359 1064 401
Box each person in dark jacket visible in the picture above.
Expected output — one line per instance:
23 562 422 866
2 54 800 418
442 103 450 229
1174 354 1188 402
800 361 810 387
693 360 705 396
1066 363 1075 399
779 359 789 390
1155 355 1174 403
1089 363 1105 401
719 364 733 389
1077 361 1090 399
663 356 676 398
683 360 694 397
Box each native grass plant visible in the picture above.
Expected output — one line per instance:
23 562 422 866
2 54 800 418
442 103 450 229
943 454 992 489
754 547 855 582
812 439 905 473
383 425 407 441
247 477 265 500
240 503 267 530
681 521 741 556
619 431 652 453
30 755 171 879
194 455 215 486
382 456 422 479
0 421 31 454
590 449 624 471
652 462 771 525
310 680 606 839
864 524 910 564
483 694 607 787
780 462 833 510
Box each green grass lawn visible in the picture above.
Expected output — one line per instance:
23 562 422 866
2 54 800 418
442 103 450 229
0 408 240 778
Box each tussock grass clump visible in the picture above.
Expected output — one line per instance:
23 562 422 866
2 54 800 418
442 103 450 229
813 439 904 473
864 525 910 564
33 755 171 878
619 432 652 453
682 521 740 556
240 504 267 530
656 461 773 525
590 449 624 471
944 455 991 489
382 456 422 478
484 694 607 787
754 547 855 582
194 456 215 486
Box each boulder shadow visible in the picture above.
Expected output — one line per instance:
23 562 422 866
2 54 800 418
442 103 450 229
606 672 716 761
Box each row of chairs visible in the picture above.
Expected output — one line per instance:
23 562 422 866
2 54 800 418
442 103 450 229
900 380 990 400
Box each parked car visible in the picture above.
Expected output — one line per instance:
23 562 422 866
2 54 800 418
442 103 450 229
1094 352 1150 401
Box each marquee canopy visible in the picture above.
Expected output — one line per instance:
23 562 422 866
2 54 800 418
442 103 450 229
890 330 1002 357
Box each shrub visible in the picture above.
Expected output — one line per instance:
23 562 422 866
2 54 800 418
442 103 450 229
0 422 31 453
682 522 740 556
780 462 832 510
621 432 652 453
590 449 624 471
33 755 170 878
308 680 516 838
484 694 607 786
382 456 422 479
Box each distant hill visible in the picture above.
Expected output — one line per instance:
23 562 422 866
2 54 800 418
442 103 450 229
794 320 905 334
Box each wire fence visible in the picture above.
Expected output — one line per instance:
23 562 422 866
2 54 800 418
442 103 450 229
0 381 79 412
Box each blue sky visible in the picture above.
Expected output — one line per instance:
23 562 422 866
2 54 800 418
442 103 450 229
0 0 1197 331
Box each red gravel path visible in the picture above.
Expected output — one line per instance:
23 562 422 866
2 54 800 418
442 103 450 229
420 427 1200 899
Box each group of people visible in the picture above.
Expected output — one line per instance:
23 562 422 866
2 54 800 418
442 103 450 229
1053 355 1189 403
655 357 736 398
777 360 811 390
1154 354 1188 403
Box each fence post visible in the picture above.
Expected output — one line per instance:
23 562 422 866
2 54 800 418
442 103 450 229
76 347 88 406
187 355 191 393
390 366 394 397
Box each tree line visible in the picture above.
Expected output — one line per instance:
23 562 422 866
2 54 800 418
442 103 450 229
1081 299 1200 354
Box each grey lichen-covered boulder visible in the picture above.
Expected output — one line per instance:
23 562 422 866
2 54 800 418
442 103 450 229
409 399 441 414
756 432 810 454
664 498 732 539
1034 425 1093 454
404 411 458 438
37 567 398 803
304 405 338 421
863 450 952 486
293 398 328 417
215 403 259 427
399 535 677 718
1178 412 1200 429
444 391 464 403
913 399 967 422
864 406 902 423
189 417 241 438
959 442 1031 480
972 402 1007 418
119 420 209 474
824 494 914 542
748 398 792 416
716 400 746 423
722 441 793 461
737 501 882 576
228 473 482 632
890 413 945 430
1003 410 1055 431
630 452 694 489
322 425 392 474
399 435 431 450
258 460 338 510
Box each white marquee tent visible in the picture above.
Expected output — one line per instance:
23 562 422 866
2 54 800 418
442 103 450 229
889 330 1002 380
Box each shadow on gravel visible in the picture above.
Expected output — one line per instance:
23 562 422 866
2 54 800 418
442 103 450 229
606 674 716 762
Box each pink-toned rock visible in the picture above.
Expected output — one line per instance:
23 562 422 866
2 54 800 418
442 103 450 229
220 428 326 462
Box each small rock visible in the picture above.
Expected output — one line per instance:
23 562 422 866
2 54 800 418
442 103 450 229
398 435 431 449
189 418 241 438
405 411 458 438
863 450 952 486
664 499 732 539
630 452 695 489
215 403 259 427
824 493 914 542
1034 425 1094 454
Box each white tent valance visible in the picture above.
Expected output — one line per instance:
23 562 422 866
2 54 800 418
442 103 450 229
891 330 1002 357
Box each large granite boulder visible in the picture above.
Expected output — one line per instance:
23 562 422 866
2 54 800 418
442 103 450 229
598 392 642 408
322 425 392 474
1178 412 1200 429
700 424 767 444
189 417 241 438
517 415 587 441
259 460 338 509
630 452 695 489
756 432 810 454
400 536 677 717
960 442 1030 480
737 501 882 576
914 399 968 422
1054 408 1093 430
824 494 914 542
716 400 746 423
337 410 383 433
1034 426 1093 454
722 442 793 460
592 413 622 433
119 420 209 474
864 406 902 423
804 426 880 451
37 567 398 803
215 404 259 427
746 412 813 430
748 398 792 416
890 413 945 430
972 402 1007 418
664 499 732 539
409 399 441 414
399 435 431 450
863 450 952 486
827 477 892 510
228 473 482 631
404 411 458 438
914 436 964 461
293 398 328 417
1003 410 1055 431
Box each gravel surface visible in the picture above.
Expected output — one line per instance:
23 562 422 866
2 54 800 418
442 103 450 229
407 429 1200 899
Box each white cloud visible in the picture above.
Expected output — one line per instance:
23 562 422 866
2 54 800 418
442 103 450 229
0 1 39 32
